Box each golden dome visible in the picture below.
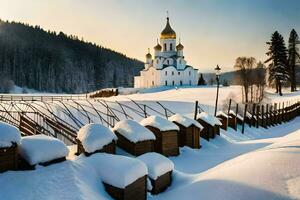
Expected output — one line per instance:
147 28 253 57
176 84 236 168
154 39 162 51
176 43 184 50
146 48 152 59
160 17 176 39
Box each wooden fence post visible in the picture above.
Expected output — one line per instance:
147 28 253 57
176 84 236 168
251 103 256 127
256 105 260 128
227 99 232 117
261 105 266 128
194 101 198 120
266 104 269 127
242 104 247 134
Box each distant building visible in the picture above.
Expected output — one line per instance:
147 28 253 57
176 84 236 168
134 17 199 88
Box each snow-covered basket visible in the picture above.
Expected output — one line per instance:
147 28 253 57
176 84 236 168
113 119 156 156
169 114 203 149
216 111 228 130
87 153 147 200
197 112 221 141
18 135 69 168
77 123 117 156
137 152 174 194
140 116 180 157
0 122 21 172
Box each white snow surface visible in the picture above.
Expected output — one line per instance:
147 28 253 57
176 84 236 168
19 135 69 165
140 115 179 131
113 119 156 142
0 121 21 148
2 86 300 199
82 153 147 189
77 123 117 153
169 114 203 130
137 152 174 180
198 112 222 126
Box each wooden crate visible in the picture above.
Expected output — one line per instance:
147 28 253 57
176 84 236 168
197 119 214 141
173 122 200 149
150 171 172 194
228 114 237 130
0 143 18 173
145 126 179 157
213 125 220 136
77 140 116 156
217 115 228 130
103 175 147 200
18 156 67 170
114 131 154 156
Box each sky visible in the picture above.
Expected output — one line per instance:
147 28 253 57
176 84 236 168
0 0 299 72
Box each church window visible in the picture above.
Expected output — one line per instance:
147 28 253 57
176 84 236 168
189 71 191 76
164 43 167 51
180 80 183 86
170 43 173 51
178 72 180 75
165 81 167 86
172 71 174 76
165 71 167 76
152 81 154 86
172 80 175 86
167 60 169 65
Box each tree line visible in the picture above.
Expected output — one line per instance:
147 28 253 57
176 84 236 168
233 29 299 103
0 19 143 93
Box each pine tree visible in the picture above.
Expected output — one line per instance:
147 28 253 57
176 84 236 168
197 73 206 85
265 31 289 96
288 29 300 92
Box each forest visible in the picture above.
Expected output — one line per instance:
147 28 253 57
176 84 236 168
0 19 143 93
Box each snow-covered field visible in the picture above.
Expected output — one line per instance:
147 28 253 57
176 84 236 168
1 86 300 200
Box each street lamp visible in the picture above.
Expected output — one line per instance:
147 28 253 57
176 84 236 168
214 65 221 116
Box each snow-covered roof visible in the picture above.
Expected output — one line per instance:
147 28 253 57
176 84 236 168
113 119 155 143
137 152 174 180
0 122 21 148
169 113 203 130
198 112 222 126
216 111 228 118
77 123 117 153
229 110 236 115
19 135 69 166
86 153 147 189
237 114 244 121
140 115 179 131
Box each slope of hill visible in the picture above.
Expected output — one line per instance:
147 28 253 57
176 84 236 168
0 19 143 93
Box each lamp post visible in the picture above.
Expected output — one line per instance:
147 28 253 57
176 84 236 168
214 65 221 116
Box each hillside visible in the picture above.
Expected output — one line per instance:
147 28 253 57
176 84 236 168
0 19 144 93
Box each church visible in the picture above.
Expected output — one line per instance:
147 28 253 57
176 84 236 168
134 17 199 88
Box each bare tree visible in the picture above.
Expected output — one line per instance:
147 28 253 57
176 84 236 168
234 57 256 103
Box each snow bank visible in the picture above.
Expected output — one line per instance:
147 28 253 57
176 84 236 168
216 111 228 118
137 152 174 180
77 123 117 153
86 153 147 188
113 119 156 143
0 121 21 148
198 112 222 126
140 116 179 131
169 114 203 130
19 135 69 165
